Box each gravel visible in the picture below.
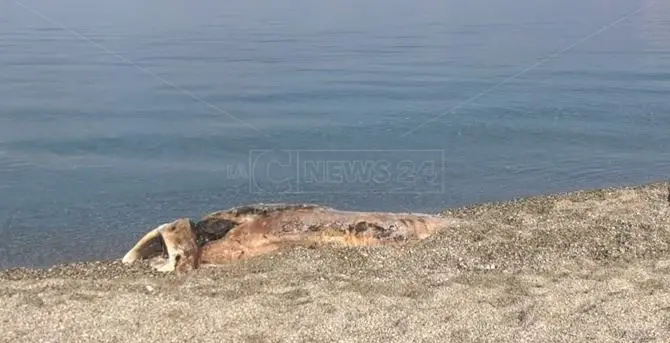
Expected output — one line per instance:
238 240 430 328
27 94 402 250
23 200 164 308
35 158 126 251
2 181 670 342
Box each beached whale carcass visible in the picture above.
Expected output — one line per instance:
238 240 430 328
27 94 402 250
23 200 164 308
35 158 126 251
121 203 460 272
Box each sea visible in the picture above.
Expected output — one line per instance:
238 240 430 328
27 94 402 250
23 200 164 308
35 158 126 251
0 0 668 268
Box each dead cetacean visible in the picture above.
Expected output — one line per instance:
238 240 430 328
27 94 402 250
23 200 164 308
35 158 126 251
121 203 462 273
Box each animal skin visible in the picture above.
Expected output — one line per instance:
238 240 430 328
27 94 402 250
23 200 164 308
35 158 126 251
121 203 461 272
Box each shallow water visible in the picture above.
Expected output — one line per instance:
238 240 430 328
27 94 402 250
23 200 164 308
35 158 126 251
1 0 669 268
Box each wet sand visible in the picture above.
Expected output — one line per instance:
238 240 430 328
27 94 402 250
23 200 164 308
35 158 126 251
2 181 670 342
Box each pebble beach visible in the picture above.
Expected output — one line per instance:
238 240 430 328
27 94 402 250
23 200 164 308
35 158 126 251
2 181 670 342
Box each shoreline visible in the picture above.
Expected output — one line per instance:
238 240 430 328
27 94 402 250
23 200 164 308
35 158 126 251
2 180 670 342
3 179 668 274
2 179 668 276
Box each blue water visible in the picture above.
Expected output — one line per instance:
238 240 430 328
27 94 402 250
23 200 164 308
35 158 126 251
1 0 669 268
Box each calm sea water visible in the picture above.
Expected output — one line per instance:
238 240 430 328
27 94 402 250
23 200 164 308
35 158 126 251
1 0 669 268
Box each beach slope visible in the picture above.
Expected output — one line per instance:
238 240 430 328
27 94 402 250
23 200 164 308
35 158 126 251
2 182 670 342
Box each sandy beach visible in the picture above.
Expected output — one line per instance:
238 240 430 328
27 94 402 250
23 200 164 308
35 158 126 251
2 181 670 342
